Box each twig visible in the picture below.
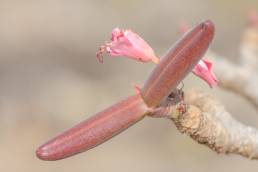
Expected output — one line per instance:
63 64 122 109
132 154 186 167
207 26 258 110
208 51 258 109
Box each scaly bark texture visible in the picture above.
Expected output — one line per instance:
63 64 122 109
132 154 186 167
154 89 258 159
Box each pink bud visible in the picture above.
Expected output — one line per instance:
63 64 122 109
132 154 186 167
177 22 218 87
97 28 160 64
192 59 218 88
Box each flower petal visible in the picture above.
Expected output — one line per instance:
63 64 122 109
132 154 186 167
97 28 159 64
192 59 218 88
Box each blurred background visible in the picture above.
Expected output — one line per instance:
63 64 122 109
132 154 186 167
1 0 258 171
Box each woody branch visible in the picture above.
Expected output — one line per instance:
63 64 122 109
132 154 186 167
151 89 258 159
149 14 258 159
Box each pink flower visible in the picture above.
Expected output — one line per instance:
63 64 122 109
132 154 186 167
97 28 160 64
247 10 258 28
192 59 218 88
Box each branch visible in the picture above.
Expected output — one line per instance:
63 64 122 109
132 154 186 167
206 26 258 109
208 51 258 109
152 89 258 160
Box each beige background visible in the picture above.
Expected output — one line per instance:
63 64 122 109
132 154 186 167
0 0 258 171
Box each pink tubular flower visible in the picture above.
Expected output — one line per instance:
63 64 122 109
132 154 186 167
192 59 218 88
247 10 258 28
97 28 160 64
